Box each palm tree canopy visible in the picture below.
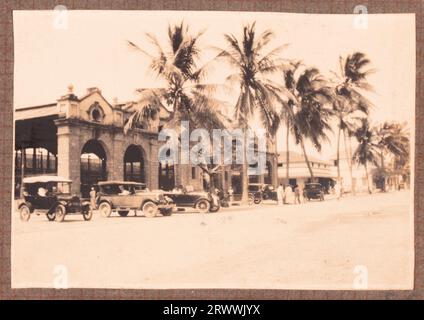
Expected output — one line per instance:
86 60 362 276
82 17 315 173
279 65 334 152
353 119 379 166
217 22 289 136
125 22 228 134
374 122 410 159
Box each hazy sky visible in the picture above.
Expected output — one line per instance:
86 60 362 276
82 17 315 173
13 10 415 159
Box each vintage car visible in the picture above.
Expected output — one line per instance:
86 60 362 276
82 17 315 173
17 176 92 222
303 183 325 201
96 181 174 218
164 186 220 213
248 183 278 204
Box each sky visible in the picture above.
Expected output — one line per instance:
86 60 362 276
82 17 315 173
13 10 415 160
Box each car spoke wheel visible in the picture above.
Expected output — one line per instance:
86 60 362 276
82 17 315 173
142 202 158 218
55 205 66 222
196 200 210 213
99 202 112 217
46 211 56 221
248 195 255 206
118 210 129 217
82 207 93 221
19 205 31 222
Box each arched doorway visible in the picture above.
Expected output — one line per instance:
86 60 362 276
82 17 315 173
158 147 175 191
80 140 107 198
159 161 175 191
124 145 145 183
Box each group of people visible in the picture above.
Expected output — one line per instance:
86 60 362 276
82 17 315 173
276 184 302 205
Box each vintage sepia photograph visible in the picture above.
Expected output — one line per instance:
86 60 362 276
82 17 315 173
11 9 415 290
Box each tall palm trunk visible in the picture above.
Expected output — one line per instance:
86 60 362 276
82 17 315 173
343 129 355 194
336 125 342 184
364 161 372 194
285 118 290 184
300 138 314 181
240 126 249 205
380 150 386 192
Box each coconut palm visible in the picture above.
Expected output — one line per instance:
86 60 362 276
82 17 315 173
125 22 228 190
280 61 301 183
332 52 374 192
353 119 379 194
278 65 334 181
374 121 409 191
216 22 285 204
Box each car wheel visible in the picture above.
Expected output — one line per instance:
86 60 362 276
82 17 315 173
99 202 112 218
55 204 66 222
82 207 93 221
46 211 56 221
19 205 31 222
254 198 261 204
142 202 158 218
161 208 173 216
196 199 210 213
118 210 129 217
248 195 255 205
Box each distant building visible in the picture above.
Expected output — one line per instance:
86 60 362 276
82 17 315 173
277 151 336 191
330 154 374 193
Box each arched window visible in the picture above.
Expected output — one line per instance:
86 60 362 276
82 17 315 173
80 140 107 198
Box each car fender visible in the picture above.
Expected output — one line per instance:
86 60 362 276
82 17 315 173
18 201 34 213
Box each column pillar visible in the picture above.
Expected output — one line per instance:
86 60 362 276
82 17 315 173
110 133 124 181
56 121 81 195
148 138 159 190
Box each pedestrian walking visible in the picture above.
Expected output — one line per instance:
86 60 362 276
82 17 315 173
294 184 301 204
334 182 341 200
277 183 284 206
284 184 293 204
228 186 234 202
89 187 97 210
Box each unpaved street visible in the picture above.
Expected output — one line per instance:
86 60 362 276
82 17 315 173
12 190 414 289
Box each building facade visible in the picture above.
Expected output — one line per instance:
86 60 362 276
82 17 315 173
14 86 278 198
277 151 336 191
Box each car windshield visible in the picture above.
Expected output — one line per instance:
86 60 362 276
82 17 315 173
248 185 260 192
100 184 136 195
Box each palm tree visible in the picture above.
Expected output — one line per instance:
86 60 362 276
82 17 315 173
332 52 374 192
125 22 228 190
353 119 379 194
374 121 409 191
281 61 301 184
216 22 285 204
279 66 334 181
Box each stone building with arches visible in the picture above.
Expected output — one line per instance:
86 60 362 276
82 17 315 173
14 86 278 198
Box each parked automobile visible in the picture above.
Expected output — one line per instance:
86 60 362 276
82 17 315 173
96 181 174 218
248 183 278 204
303 183 325 201
164 186 220 213
17 176 92 222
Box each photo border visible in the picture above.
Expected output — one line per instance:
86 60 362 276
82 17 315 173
0 0 422 300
